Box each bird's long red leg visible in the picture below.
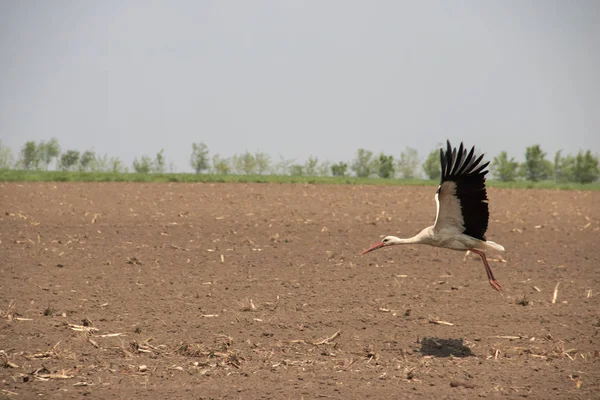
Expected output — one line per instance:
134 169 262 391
470 249 502 292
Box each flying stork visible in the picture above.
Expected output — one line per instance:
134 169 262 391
360 140 505 292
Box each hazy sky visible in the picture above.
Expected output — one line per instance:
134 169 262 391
1 1 599 172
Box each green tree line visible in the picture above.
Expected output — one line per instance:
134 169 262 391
1 139 598 184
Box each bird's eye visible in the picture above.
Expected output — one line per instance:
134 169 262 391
383 238 388 243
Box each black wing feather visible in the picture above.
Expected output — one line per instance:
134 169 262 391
450 142 464 176
472 161 490 176
439 140 490 240
461 146 477 174
439 148 446 182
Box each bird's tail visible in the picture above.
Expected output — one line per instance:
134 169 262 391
485 241 505 252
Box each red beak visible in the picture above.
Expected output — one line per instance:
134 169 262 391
360 241 384 255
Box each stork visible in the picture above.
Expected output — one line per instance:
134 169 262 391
360 140 505 292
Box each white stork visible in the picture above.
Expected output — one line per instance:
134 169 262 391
360 140 505 292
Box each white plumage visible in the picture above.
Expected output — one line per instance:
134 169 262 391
361 140 505 292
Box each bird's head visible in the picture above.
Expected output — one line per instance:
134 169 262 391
360 236 395 255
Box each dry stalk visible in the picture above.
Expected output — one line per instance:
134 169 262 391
552 282 560 304
0 351 19 368
238 298 257 312
0 300 17 320
569 374 583 389
265 295 281 311
35 373 74 381
131 338 169 356
313 330 341 345
26 342 62 360
177 343 209 357
27 351 55 360
554 341 578 361
99 333 122 337
115 337 135 358
68 323 99 333
429 319 454 326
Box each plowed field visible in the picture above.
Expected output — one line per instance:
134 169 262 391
1 183 599 399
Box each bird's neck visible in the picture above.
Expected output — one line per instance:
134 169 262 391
388 227 433 245
387 235 421 245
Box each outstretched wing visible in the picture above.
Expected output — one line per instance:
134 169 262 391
433 140 490 240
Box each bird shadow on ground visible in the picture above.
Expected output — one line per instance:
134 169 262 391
419 337 474 358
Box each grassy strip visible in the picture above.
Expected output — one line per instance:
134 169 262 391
0 169 598 190
0 170 432 186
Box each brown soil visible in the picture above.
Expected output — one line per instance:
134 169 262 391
1 182 599 399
